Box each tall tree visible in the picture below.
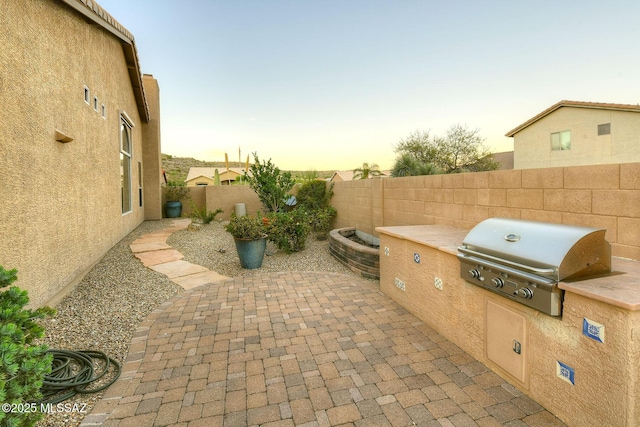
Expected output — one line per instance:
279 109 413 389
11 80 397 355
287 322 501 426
394 124 499 174
353 162 383 180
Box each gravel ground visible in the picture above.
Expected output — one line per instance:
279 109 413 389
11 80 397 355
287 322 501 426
168 220 358 278
34 219 365 427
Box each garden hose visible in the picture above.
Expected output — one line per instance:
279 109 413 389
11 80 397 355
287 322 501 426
38 349 121 404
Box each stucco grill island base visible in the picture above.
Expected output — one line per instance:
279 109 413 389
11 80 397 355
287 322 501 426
377 224 640 427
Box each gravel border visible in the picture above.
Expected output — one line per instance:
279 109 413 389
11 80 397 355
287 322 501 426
34 219 369 426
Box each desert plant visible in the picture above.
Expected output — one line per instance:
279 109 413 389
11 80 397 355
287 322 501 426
163 180 189 201
225 213 266 240
265 209 310 253
353 162 383 180
244 153 295 213
0 266 55 427
190 204 223 224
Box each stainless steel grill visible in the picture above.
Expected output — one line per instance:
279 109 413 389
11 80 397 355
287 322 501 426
457 218 611 316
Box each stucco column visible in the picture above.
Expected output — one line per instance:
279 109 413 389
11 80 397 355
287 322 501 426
142 74 163 220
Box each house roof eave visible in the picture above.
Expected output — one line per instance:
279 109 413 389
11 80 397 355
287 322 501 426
505 100 640 137
60 0 150 123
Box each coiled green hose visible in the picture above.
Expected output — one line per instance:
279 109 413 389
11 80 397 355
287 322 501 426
39 349 121 404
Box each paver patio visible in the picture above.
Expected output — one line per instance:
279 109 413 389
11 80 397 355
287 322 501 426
81 220 566 426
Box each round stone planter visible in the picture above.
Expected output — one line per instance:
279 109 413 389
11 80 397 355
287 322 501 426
329 227 380 279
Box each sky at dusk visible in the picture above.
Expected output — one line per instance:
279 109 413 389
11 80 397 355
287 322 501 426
98 0 639 171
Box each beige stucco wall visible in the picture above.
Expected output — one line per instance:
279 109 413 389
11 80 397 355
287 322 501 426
0 0 159 307
333 162 640 261
513 107 640 169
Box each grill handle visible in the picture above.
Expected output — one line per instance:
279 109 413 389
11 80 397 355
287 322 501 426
458 247 557 276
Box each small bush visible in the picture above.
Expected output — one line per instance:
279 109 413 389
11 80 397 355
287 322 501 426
225 213 267 240
0 266 55 427
265 209 310 253
191 204 223 224
307 206 337 240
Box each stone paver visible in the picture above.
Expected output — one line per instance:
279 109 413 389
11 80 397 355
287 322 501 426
133 248 184 266
80 218 566 426
81 270 566 427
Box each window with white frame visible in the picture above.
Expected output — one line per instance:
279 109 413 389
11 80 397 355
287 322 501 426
551 130 571 151
120 115 133 213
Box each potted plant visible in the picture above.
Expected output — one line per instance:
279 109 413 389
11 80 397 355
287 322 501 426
163 180 189 218
225 213 268 269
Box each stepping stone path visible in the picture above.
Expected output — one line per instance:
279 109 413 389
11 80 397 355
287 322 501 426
130 219 229 290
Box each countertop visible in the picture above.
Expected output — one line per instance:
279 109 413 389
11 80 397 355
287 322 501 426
376 224 640 311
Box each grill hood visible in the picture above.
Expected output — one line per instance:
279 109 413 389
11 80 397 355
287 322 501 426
459 218 611 281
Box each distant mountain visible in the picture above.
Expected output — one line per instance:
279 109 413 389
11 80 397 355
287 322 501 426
161 154 334 183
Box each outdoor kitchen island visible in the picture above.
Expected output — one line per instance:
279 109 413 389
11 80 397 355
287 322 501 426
376 224 640 427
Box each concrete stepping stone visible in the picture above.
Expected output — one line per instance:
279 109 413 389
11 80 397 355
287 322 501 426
149 260 208 279
129 241 172 253
171 270 230 290
134 249 184 267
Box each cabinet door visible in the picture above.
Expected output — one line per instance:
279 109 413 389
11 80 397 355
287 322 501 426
486 299 527 384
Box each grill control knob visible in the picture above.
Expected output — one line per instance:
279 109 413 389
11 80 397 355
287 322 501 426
491 278 504 288
468 269 481 279
517 288 533 299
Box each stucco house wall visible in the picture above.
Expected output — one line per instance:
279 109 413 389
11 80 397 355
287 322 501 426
0 0 162 307
507 101 640 169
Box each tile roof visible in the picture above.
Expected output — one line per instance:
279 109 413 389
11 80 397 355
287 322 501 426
185 167 248 182
505 100 640 137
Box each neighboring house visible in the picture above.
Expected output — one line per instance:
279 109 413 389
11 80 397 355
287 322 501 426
0 0 163 308
330 170 390 182
506 100 640 169
488 151 514 170
185 167 249 186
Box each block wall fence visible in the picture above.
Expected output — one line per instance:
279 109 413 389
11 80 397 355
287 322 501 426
331 162 640 262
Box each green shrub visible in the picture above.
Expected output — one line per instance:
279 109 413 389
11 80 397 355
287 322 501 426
265 210 310 253
0 266 55 427
191 204 223 224
296 180 334 211
163 180 189 201
245 153 295 213
307 206 337 240
225 213 267 240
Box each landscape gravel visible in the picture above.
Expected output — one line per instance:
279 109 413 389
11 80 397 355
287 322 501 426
34 218 364 427
168 220 358 278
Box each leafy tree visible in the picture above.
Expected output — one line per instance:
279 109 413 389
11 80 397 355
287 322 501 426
394 124 499 174
353 162 383 180
390 153 439 177
0 266 55 427
244 153 295 213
